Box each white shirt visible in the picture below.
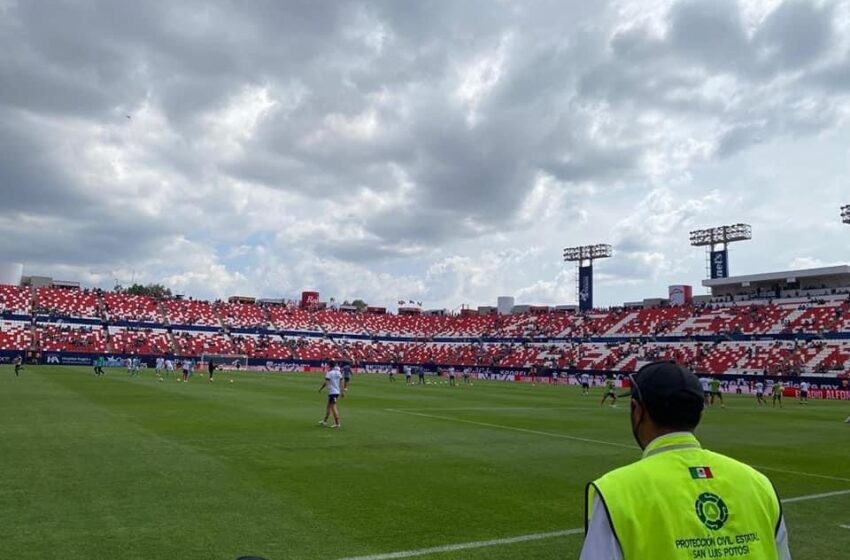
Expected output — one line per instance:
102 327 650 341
165 360 174 370
700 377 710 391
326 368 342 395
800 382 809 392
755 382 764 393
580 374 590 384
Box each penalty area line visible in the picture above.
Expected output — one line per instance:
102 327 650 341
384 408 634 449
336 528 584 560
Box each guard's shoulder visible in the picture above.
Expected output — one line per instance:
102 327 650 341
593 459 642 486
702 449 773 485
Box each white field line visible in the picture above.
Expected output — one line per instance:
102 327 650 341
752 466 850 484
780 489 850 504
384 408 634 449
336 528 584 560
392 406 600 412
385 409 850 482
336 490 850 560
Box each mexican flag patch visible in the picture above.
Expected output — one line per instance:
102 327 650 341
689 467 714 479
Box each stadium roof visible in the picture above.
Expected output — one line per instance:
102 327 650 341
702 265 850 289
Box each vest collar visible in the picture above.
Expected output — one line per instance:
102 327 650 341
642 432 702 459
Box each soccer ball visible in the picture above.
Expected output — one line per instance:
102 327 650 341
158 378 163 382
230 379 234 384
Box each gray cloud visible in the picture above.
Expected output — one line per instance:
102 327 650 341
0 0 848 307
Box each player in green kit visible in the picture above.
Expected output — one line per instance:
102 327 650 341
709 377 725 408
600 377 618 408
772 381 784 408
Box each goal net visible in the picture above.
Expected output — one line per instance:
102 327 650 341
200 353 249 371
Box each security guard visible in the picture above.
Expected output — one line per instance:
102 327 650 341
580 361 791 559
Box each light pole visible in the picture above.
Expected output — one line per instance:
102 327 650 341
689 224 752 279
563 244 612 312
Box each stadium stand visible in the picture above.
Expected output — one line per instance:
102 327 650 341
0 320 31 351
0 285 31 315
216 302 270 329
102 292 162 323
36 324 107 353
173 330 234 356
35 287 99 318
162 299 220 326
1 278 849 378
109 327 173 355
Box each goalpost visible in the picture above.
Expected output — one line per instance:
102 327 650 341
200 353 249 371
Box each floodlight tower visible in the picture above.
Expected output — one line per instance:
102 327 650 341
563 244 613 312
689 224 752 279
841 205 850 225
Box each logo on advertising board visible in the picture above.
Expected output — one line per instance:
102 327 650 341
579 266 593 312
710 250 728 279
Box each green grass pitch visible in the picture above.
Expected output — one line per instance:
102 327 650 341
1 366 848 559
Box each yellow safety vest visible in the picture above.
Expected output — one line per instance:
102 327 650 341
586 433 782 559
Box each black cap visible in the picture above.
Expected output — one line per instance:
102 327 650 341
622 361 705 429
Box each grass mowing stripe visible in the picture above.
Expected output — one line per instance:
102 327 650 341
385 408 635 449
387 409 850 484
336 490 850 560
336 528 585 560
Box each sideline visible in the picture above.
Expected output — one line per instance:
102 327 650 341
753 466 850 484
337 488 850 560
336 528 584 560
781 489 850 504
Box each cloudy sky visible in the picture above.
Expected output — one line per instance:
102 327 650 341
1 0 850 309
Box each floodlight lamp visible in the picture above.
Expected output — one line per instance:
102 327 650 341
842 205 850 224
563 244 613 262
689 223 752 247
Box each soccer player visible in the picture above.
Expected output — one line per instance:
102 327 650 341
754 380 766 406
699 376 711 406
388 365 396 382
13 355 23 377
600 377 617 408
126 357 133 375
342 362 352 392
155 356 164 376
207 360 218 382
94 355 105 376
182 359 191 382
798 381 809 405
130 356 141 377
404 365 412 385
418 366 425 385
462 367 471 385
580 373 591 396
709 377 725 408
318 362 343 428
165 358 175 377
772 380 784 408
448 366 456 387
